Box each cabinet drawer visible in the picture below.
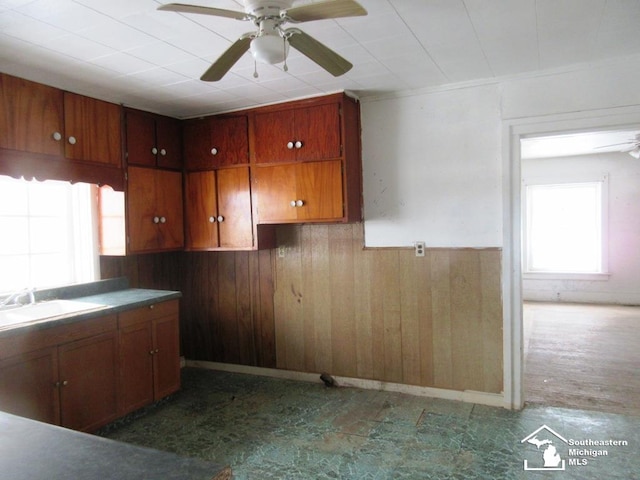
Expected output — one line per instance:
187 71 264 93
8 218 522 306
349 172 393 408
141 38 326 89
118 300 179 328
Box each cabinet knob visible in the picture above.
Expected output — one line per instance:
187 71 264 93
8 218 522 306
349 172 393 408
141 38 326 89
155 348 159 354
211 148 218 155
62 380 68 386
153 216 160 224
160 216 167 224
149 350 155 355
290 200 297 207
160 148 167 156
295 140 303 149
296 199 304 207
68 136 77 145
149 304 155 309
287 141 294 149
208 216 216 223
217 215 224 223
151 147 158 155
52 131 62 141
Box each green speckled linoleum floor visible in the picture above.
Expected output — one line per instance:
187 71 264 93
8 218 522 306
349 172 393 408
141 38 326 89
99 368 639 479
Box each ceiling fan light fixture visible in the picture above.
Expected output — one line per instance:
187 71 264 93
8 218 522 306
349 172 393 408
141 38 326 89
250 34 288 64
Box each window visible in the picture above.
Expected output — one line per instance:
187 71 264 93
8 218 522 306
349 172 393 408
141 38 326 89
524 177 608 275
0 175 100 292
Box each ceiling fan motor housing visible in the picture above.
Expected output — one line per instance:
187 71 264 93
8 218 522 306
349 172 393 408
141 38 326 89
243 0 293 18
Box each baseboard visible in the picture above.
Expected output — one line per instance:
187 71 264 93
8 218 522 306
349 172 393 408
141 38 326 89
185 360 504 408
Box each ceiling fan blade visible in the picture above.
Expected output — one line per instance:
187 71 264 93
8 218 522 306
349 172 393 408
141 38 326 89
285 0 367 22
201 36 252 82
595 141 637 149
287 30 352 76
157 3 248 21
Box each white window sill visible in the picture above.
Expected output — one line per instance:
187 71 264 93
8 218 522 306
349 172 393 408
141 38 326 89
523 272 610 281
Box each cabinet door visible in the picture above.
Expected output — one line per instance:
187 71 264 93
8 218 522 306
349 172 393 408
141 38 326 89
152 315 181 399
118 319 154 415
295 103 341 162
184 171 219 249
156 169 184 250
155 116 182 170
58 331 118 432
253 109 296 164
253 164 298 222
296 160 344 221
183 118 213 170
0 347 60 425
210 116 249 167
217 167 253 248
125 109 156 167
127 166 159 252
63 92 122 167
0 74 64 156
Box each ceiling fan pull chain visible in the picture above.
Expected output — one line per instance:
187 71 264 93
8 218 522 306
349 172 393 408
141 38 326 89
253 60 259 79
283 37 289 72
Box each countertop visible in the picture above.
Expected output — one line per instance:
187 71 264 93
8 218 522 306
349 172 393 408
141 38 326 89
0 277 181 337
0 410 231 480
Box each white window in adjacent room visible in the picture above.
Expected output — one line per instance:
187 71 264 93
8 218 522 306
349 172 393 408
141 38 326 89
0 175 100 292
524 176 608 276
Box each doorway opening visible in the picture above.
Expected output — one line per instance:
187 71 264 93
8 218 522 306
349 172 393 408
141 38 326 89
519 128 640 416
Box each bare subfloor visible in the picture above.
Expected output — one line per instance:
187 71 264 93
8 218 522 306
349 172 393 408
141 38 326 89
524 302 640 416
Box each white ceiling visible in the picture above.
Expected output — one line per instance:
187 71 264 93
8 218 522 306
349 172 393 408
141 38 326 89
521 130 640 159
2 0 640 118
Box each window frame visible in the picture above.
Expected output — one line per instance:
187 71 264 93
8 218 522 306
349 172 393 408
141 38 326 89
522 173 610 280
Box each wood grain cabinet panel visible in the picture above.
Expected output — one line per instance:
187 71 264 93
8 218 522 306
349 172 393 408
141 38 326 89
0 73 64 156
253 103 340 164
254 160 343 223
183 115 248 170
0 315 119 433
0 347 60 425
118 300 181 416
58 331 119 432
127 166 184 253
185 167 254 250
125 108 182 170
63 92 122 167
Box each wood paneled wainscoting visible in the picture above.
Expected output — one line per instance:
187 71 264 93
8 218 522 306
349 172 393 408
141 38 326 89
101 224 503 394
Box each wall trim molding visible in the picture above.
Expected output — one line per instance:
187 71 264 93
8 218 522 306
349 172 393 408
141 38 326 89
185 360 505 409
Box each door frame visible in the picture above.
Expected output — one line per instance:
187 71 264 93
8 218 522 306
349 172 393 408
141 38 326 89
501 105 640 410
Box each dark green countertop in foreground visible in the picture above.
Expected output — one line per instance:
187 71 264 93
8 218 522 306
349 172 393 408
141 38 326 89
0 277 181 337
0 410 231 480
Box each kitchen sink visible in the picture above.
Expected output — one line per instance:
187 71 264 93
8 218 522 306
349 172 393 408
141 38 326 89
0 299 108 329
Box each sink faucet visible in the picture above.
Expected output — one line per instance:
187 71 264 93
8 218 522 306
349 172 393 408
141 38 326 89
0 288 36 306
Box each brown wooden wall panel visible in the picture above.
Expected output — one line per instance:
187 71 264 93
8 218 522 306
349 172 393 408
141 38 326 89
100 223 503 394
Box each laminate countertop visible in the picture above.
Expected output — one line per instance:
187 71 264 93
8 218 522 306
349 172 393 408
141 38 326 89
0 410 231 480
0 277 181 337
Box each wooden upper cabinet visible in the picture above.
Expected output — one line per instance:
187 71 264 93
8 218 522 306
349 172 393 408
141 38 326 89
125 109 181 170
63 92 122 167
184 167 253 250
127 166 184 253
0 73 64 156
183 115 248 170
253 103 341 164
254 160 343 223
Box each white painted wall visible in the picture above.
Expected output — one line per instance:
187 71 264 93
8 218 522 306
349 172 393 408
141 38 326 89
360 55 640 248
521 153 640 304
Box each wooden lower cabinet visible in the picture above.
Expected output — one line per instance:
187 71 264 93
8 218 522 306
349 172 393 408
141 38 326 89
0 300 180 432
0 324 118 432
0 347 60 425
118 300 180 416
58 331 119 431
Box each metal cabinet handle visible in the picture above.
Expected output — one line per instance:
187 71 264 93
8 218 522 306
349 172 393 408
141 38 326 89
52 132 62 141
68 136 77 145
151 147 158 155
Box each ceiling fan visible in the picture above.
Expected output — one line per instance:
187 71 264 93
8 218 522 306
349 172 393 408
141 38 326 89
158 0 368 81
597 133 640 159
